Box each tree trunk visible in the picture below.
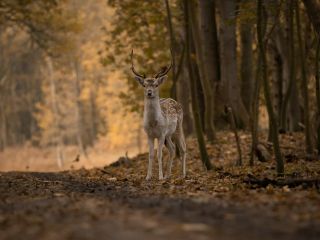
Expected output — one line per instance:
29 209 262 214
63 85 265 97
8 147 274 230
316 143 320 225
198 0 220 131
296 2 313 155
184 0 212 170
164 0 177 100
198 0 220 84
267 1 300 131
250 53 262 166
47 57 64 168
193 53 206 132
270 44 283 123
302 0 320 36
315 37 320 158
287 2 300 132
240 13 254 114
0 104 7 152
88 87 97 146
218 0 250 128
280 0 300 132
74 59 88 159
257 0 284 175
189 0 215 141
177 59 194 136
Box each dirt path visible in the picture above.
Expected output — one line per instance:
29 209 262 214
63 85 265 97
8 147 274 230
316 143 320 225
1 170 319 240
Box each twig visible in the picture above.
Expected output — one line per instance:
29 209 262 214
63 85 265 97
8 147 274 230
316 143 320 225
226 106 242 166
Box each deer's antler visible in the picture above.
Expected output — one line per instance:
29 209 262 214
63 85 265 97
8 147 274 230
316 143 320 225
154 49 173 78
131 50 146 78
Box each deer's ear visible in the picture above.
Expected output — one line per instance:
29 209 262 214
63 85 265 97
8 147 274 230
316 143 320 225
155 76 167 87
135 76 145 87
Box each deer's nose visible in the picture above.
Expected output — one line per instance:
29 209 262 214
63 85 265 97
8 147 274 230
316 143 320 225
147 90 152 96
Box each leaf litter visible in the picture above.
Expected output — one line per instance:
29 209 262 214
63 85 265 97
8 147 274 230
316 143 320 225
0 131 320 240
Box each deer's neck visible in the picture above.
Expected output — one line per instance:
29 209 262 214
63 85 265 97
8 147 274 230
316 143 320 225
144 96 163 123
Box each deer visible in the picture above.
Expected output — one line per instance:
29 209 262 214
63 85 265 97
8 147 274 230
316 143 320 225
131 50 187 180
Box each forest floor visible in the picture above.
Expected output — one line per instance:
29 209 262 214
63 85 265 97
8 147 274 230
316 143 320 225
1 131 320 240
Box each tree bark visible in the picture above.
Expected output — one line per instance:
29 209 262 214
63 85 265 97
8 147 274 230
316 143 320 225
177 59 194 136
302 0 320 37
198 0 220 83
296 2 313 155
250 53 262 166
315 38 320 158
184 0 212 170
280 0 300 131
198 0 220 132
164 0 177 100
189 0 215 141
240 14 254 114
267 1 300 132
218 0 250 128
257 0 284 175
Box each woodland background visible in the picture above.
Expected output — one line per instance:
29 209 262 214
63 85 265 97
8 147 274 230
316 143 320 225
0 0 319 173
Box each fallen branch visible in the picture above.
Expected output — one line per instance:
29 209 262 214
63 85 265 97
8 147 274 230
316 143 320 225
244 175 320 190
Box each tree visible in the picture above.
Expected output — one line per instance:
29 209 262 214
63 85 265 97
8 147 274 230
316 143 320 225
73 58 88 158
250 53 262 166
296 1 313 156
198 0 220 140
302 0 320 36
218 0 250 128
239 0 254 114
46 57 64 168
189 0 216 141
0 0 80 55
257 0 284 175
164 0 177 100
315 38 320 158
280 1 298 132
184 0 212 170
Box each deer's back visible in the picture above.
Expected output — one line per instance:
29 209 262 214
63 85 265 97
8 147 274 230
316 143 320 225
160 98 183 120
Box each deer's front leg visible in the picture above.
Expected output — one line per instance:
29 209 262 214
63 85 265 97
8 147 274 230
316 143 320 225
146 137 154 180
157 136 165 180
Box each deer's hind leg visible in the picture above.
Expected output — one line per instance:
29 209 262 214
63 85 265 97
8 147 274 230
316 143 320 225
157 135 165 180
164 135 175 179
175 133 187 178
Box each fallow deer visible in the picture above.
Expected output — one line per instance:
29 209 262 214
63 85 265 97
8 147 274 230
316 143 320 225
131 50 186 180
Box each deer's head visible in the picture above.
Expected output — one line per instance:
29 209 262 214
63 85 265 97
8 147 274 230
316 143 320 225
131 50 172 99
